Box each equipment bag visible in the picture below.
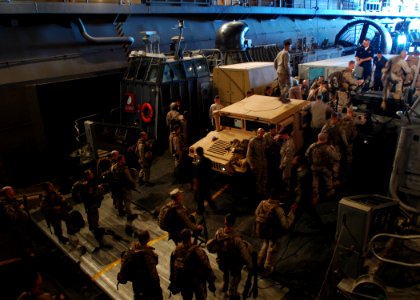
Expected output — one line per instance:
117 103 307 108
169 245 198 295
158 203 177 232
69 210 85 232
117 249 145 285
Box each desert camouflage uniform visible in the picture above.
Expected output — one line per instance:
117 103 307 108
111 163 136 216
247 136 268 195
407 55 420 99
264 132 281 191
275 49 292 101
41 189 73 241
383 56 413 102
342 67 359 91
165 200 201 244
171 243 216 300
321 119 346 185
305 142 339 202
0 196 33 255
127 242 163 300
214 227 253 299
166 109 180 131
255 199 294 271
340 115 358 169
78 179 103 240
136 139 153 184
279 137 295 192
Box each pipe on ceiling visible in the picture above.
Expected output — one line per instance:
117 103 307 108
77 18 134 45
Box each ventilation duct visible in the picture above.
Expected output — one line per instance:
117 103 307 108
77 18 134 45
215 21 249 51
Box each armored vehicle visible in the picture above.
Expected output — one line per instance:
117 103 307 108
189 95 308 174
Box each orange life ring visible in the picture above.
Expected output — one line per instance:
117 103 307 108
140 102 154 123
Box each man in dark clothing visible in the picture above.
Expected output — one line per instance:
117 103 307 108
119 230 163 300
76 169 104 242
355 38 374 80
111 155 137 218
373 50 388 91
193 147 215 214
170 229 216 300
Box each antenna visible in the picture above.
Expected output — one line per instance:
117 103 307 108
174 19 184 60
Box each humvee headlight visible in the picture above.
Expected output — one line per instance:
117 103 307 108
221 166 226 172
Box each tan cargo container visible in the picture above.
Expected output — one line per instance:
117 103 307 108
213 62 277 106
189 95 309 175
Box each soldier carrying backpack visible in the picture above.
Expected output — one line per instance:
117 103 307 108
158 188 203 245
211 214 253 300
117 230 163 300
169 228 216 299
255 189 295 276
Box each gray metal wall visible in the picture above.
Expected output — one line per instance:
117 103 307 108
0 15 351 183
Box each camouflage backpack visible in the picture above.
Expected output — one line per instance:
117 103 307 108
328 70 345 90
255 201 280 239
158 202 177 232
169 245 198 295
117 248 146 285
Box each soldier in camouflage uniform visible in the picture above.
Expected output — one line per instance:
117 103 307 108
120 230 163 300
209 95 224 128
255 189 295 275
305 133 339 203
274 40 292 103
342 60 364 92
136 131 154 187
40 182 73 244
162 188 203 245
279 129 295 193
76 169 105 241
340 107 358 172
307 76 326 101
0 186 34 256
213 214 253 300
264 125 281 191
111 155 137 218
382 50 414 110
247 128 268 196
321 112 346 186
170 124 186 182
170 228 216 300
166 102 181 131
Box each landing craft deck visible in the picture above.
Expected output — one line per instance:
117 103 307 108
29 189 290 299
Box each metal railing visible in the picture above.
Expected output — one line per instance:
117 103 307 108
1 0 419 11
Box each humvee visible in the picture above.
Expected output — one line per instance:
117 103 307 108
189 95 309 174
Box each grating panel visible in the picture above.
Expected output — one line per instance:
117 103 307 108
208 140 230 155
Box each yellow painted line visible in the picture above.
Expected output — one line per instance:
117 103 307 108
91 259 121 281
91 233 169 281
148 233 168 246
211 184 229 201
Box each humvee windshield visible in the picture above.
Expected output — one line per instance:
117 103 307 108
220 116 268 131
220 116 242 129
245 120 268 132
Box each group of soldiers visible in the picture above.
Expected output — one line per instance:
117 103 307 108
274 38 420 114
120 183 296 300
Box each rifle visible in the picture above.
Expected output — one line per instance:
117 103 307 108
242 251 258 299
